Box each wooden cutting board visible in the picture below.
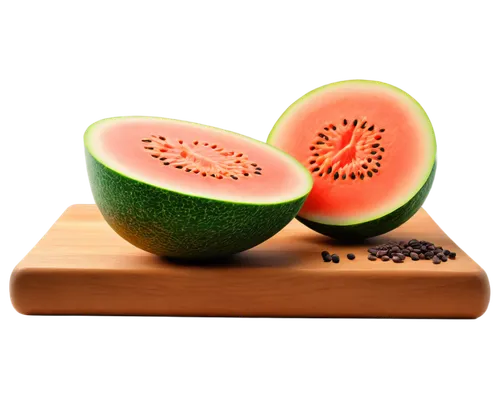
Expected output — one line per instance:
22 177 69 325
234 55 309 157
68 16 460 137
10 205 490 318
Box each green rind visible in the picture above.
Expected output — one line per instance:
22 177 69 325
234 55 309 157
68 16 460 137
297 162 436 240
86 149 308 259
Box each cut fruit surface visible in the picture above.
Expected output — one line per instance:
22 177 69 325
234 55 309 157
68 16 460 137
267 80 436 239
85 117 312 258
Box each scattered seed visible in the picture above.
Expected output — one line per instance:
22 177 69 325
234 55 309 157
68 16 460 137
331 254 340 263
368 255 377 261
449 252 457 259
432 256 441 265
381 255 390 262
444 250 450 256
347 253 355 260
441 256 448 262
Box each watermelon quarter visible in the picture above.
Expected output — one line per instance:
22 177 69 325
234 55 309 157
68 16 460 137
267 80 437 239
85 117 312 259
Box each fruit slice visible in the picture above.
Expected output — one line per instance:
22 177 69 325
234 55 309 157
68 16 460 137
85 117 312 259
267 80 436 239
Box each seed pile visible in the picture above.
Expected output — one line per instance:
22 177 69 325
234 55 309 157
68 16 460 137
367 239 456 264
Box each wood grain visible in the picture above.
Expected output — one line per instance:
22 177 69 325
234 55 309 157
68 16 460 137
10 205 490 318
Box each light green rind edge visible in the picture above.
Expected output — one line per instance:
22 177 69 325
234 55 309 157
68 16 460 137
265 77 440 240
84 116 312 258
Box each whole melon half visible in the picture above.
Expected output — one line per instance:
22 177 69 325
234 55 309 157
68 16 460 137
267 80 437 239
85 117 312 259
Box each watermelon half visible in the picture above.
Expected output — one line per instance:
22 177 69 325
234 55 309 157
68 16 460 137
267 80 437 239
85 117 312 259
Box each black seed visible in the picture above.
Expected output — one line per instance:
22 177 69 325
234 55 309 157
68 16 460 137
391 246 400 252
392 256 404 263
321 251 332 262
256 167 262 171
159 136 166 141
331 254 340 263
251 163 257 167
324 127 329 131
319 173 323 177
402 249 410 256
350 172 356 180
449 252 456 259
381 255 390 262
231 175 238 180
368 255 377 261
361 121 367 129
343 119 348 125
353 119 358 126
371 151 377 155
419 253 425 260
347 253 355 260
160 157 167 161
255 171 262 175
327 167 332 174
360 173 364 180
151 155 159 158
372 143 380 148
309 160 315 165
332 125 337 130
163 162 170 165
313 153 319 157
425 251 434 259
377 155 382 161
410 252 419 261
367 158 372 163
432 256 441 264
141 139 152 142
362 164 368 169
368 125 374 131
376 162 381 167
380 129 385 132
244 173 249 176
441 256 448 262
444 250 450 256
176 166 183 169
145 147 154 150
185 168 191 172
342 174 347 180
312 167 320 172
428 246 435 251
316 141 324 145
377 250 388 257
310 146 316 150
367 171 373 177
380 148 385 152
372 168 379 173
334 172 339 180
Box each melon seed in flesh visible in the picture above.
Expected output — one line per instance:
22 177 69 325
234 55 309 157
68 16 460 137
85 117 312 259
267 80 437 239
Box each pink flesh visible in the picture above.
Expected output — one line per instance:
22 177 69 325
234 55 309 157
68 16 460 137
272 84 434 222
100 119 300 200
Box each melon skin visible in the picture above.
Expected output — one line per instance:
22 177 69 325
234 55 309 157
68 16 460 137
297 162 436 240
86 150 308 259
